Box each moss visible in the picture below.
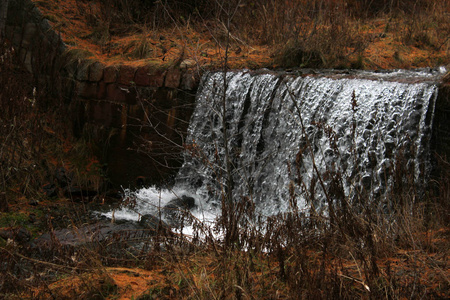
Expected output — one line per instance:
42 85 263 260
0 212 29 228
65 48 96 61
43 14 59 23
0 209 45 238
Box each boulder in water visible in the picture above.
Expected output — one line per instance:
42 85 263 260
139 214 170 233
166 195 196 209
163 195 196 227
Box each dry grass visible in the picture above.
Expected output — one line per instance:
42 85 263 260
3 183 447 299
32 0 449 69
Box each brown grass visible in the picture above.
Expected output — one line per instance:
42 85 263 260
31 0 449 69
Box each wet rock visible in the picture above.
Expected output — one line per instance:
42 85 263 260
19 23 38 48
139 214 170 232
33 221 148 248
134 66 151 86
89 100 115 127
0 227 31 245
163 195 196 226
106 83 137 104
106 83 127 103
105 190 123 200
97 81 107 99
181 71 200 90
135 176 149 188
165 195 196 210
384 138 395 156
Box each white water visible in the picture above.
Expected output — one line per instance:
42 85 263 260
100 186 218 236
102 68 444 234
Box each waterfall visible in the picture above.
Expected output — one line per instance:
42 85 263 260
176 69 440 215
103 68 444 226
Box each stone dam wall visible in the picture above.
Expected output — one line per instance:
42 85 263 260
70 61 200 186
5 0 200 186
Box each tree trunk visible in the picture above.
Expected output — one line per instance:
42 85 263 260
0 0 10 40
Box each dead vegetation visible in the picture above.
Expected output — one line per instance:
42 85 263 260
1 1 449 299
1 152 448 298
31 0 449 69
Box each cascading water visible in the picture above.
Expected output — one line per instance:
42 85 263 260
103 68 445 230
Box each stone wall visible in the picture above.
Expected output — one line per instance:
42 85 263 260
5 0 65 73
69 61 200 186
5 0 201 187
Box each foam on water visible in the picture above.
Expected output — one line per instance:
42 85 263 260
99 186 219 236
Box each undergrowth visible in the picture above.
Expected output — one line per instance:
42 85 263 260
2 155 448 298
